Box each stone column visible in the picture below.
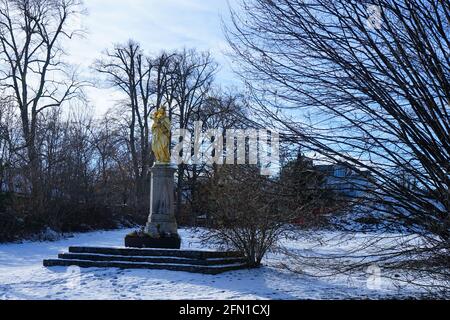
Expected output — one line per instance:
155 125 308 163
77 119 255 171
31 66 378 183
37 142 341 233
144 164 179 238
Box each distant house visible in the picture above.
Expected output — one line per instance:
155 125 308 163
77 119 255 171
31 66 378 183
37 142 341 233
315 163 372 199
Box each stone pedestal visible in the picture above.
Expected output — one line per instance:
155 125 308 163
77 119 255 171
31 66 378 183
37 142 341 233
145 164 178 236
125 163 180 249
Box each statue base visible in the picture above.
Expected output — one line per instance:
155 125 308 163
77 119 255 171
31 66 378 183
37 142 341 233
127 163 180 249
125 233 181 249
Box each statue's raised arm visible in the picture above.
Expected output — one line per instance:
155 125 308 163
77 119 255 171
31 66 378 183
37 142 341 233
151 106 171 164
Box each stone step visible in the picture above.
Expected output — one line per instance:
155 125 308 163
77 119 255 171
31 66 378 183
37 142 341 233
43 259 248 274
58 253 247 266
68 246 243 259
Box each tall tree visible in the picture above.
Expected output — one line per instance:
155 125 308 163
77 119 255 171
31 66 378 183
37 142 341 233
226 0 449 274
95 41 177 209
170 49 217 219
0 0 85 211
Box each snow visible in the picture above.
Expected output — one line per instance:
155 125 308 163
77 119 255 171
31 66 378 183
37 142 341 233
0 228 439 300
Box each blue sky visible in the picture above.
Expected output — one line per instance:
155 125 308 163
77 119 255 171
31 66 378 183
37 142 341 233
66 0 240 116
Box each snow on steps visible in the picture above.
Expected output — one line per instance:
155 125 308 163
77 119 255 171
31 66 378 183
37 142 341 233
43 246 249 274
58 253 246 265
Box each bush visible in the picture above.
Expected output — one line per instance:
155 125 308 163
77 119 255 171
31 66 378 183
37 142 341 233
0 193 144 243
52 202 141 232
200 165 294 267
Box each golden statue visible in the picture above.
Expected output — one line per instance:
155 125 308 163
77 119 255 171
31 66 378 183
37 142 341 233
151 106 171 164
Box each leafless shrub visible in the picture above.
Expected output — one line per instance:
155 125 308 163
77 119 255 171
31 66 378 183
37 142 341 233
199 165 288 267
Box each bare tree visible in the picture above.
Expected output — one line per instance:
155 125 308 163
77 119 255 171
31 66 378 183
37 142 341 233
94 41 175 209
179 91 251 224
226 0 449 291
0 0 85 211
170 49 217 220
0 97 21 193
90 115 121 204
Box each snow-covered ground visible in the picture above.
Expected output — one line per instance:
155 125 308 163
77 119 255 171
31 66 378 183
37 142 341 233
0 228 439 300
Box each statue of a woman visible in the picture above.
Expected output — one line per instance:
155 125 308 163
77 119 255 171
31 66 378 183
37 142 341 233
151 106 171 164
